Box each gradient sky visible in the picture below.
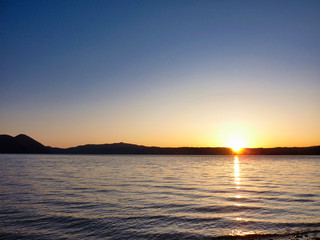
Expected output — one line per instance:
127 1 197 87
1 0 320 148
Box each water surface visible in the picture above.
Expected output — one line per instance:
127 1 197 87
0 154 319 239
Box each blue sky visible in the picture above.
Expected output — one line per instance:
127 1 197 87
1 0 320 147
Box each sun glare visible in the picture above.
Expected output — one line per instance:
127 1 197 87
228 138 245 153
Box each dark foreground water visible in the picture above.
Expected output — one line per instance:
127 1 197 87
0 154 319 240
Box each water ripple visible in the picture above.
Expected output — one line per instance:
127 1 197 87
0 154 319 239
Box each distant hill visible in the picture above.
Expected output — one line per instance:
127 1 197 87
49 143 320 155
242 146 320 155
0 134 50 153
48 142 232 155
1 134 320 155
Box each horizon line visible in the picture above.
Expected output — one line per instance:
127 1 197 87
2 133 320 150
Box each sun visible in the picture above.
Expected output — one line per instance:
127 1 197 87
228 137 245 153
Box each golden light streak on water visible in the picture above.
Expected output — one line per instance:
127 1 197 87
234 156 241 187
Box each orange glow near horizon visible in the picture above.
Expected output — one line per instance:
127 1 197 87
12 117 319 149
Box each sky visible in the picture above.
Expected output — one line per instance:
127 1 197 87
1 0 320 148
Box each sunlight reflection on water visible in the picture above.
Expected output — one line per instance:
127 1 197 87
234 156 241 188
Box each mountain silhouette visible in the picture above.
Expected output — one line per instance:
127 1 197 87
48 142 232 155
48 143 320 155
0 134 50 153
1 134 320 155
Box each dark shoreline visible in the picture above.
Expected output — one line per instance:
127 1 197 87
1 134 320 155
48 144 320 155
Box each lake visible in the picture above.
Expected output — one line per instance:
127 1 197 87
0 154 319 239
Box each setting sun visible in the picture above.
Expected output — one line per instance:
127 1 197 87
228 137 246 153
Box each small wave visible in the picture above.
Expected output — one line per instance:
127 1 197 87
295 193 317 198
189 205 262 213
152 184 198 191
124 214 223 223
148 203 189 209
287 198 315 203
226 196 262 203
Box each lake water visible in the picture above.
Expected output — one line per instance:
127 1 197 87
0 154 319 239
